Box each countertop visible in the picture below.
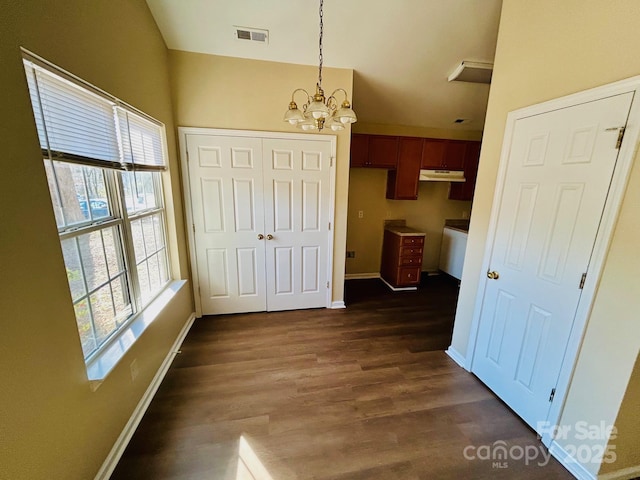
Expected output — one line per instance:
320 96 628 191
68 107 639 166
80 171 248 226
444 219 470 233
384 225 426 236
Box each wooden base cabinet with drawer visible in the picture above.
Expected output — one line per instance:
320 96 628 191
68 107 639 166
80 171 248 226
380 229 425 289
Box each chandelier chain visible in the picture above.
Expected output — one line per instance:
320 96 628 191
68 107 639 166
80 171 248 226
318 0 323 89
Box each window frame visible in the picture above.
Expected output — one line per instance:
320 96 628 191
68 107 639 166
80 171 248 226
45 149 172 363
117 170 171 319
23 52 172 362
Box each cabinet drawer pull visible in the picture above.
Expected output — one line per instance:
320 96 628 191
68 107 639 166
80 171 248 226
402 236 425 246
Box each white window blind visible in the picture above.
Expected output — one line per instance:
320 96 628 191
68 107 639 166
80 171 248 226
117 108 166 171
23 58 166 172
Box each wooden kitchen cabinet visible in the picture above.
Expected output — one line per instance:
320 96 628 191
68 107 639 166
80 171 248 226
349 134 398 168
420 139 447 168
443 140 467 170
380 229 425 288
421 139 466 170
386 137 423 200
349 133 369 167
368 135 399 168
351 133 482 202
449 141 481 201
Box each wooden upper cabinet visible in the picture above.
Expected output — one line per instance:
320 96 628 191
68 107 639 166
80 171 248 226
449 141 481 201
421 139 467 170
351 132 480 201
421 139 447 169
443 140 467 170
350 133 369 167
368 135 399 168
386 137 423 200
350 134 398 168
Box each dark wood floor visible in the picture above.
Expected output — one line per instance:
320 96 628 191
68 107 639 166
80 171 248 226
112 275 573 480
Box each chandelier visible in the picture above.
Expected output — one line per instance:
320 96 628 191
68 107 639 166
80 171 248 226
283 0 357 132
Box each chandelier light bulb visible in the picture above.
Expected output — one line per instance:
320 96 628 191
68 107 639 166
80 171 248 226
284 101 305 125
336 101 357 124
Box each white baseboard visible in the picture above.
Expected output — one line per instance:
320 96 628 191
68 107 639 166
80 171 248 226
445 346 468 370
598 464 640 480
330 301 346 309
380 276 417 291
344 272 380 280
549 441 597 480
344 271 438 281
94 312 196 480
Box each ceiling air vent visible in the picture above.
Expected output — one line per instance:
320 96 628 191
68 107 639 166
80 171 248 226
234 26 269 44
448 61 493 84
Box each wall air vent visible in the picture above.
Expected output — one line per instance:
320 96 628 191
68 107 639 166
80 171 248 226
234 26 269 44
448 61 493 84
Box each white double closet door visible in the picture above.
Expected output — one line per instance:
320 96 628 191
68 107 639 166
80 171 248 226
184 131 334 315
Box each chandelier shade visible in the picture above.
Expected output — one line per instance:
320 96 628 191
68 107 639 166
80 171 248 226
283 0 356 132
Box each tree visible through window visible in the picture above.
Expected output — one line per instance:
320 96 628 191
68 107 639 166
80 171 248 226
24 55 170 360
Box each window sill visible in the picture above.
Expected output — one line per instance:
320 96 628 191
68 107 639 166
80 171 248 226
87 279 187 390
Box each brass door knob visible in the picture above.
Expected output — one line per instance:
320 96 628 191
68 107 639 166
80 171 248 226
258 234 264 240
267 234 274 240
487 270 500 280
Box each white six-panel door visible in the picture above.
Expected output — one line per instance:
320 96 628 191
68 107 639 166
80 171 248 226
472 93 633 431
186 135 267 314
262 138 332 311
185 132 333 315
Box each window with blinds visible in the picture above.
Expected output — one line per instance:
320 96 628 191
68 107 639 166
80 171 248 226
23 55 171 361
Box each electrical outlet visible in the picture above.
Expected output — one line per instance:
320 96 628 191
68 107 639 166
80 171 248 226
130 359 139 382
346 251 356 258
358 210 364 219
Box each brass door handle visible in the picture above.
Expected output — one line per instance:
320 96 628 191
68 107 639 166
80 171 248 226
487 270 500 280
258 234 264 240
267 234 274 240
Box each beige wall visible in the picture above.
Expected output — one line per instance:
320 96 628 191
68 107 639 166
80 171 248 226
450 0 640 476
168 50 354 303
0 2 193 479
347 124 481 275
601 354 640 475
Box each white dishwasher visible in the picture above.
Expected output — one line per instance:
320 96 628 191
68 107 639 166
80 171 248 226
439 226 468 280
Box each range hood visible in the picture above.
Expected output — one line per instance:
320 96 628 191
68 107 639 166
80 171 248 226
419 169 466 182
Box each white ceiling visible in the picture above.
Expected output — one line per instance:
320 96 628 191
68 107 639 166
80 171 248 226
146 0 502 131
